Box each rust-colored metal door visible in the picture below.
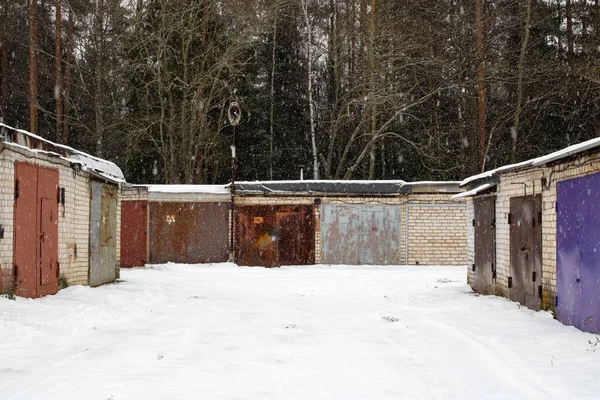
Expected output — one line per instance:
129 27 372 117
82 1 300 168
36 167 59 297
472 196 496 294
236 205 315 267
14 163 39 297
509 195 542 310
120 200 148 267
13 163 59 298
149 202 229 264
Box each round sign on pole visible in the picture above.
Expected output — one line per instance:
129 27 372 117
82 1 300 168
228 101 242 126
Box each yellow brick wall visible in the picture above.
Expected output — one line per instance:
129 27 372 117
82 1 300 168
0 147 92 289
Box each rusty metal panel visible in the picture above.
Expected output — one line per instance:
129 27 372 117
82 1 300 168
320 205 401 265
236 205 315 267
90 182 118 287
509 194 542 310
120 200 148 267
14 163 39 298
472 197 496 295
149 202 229 264
36 167 59 296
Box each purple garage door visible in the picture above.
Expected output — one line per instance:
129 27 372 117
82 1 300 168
556 172 600 333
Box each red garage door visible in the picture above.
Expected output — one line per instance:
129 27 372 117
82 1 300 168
120 200 148 267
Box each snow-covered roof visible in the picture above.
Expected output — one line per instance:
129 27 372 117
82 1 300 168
451 183 494 200
0 122 125 183
146 184 229 194
234 180 462 195
460 136 600 187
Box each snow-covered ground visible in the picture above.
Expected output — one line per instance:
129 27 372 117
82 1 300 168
1 264 599 399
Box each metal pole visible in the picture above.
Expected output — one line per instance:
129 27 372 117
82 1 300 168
230 125 236 261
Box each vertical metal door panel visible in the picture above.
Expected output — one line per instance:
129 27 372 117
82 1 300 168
14 163 39 298
236 205 315 267
89 182 103 286
36 167 59 296
321 205 401 265
99 184 117 285
120 200 148 267
557 172 600 332
509 195 542 311
149 202 229 264
473 197 496 295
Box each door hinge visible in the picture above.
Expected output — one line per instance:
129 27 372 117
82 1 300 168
507 213 513 225
538 211 542 226
508 277 513 288
538 285 543 298
14 180 19 199
532 216 536 227
13 264 17 278
532 271 537 282
472 218 475 227
555 296 558 306
491 218 496 228
472 263 476 272
56 261 60 278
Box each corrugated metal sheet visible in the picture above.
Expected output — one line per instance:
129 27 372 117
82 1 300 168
148 202 229 264
120 200 148 267
556 172 600 333
236 205 315 267
472 197 496 294
509 195 542 311
320 204 401 265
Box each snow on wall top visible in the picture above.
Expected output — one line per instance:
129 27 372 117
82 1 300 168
0 122 125 183
234 180 462 195
146 184 229 194
460 136 600 187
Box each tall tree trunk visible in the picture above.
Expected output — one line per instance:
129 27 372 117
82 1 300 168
301 0 319 180
566 0 574 54
269 9 277 180
475 0 485 171
1 0 7 120
368 0 376 179
55 0 62 141
94 0 104 156
62 6 73 143
29 0 38 134
511 0 532 163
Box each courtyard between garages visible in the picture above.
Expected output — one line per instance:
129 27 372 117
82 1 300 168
0 264 598 400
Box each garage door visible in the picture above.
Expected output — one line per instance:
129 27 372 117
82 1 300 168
472 196 496 295
320 204 401 265
556 172 600 333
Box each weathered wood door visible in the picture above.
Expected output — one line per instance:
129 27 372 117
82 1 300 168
509 195 542 310
472 196 496 294
13 162 59 298
120 200 148 267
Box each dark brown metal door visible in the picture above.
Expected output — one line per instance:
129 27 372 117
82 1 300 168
14 163 39 298
149 202 229 264
509 194 542 310
14 163 59 298
120 200 148 267
473 196 496 294
236 205 315 267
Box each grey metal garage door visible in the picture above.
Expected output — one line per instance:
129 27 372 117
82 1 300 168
320 204 401 265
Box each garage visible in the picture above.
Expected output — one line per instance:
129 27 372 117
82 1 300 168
320 204 401 265
556 172 600 333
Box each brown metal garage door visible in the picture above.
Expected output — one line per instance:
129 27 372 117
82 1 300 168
149 202 229 264
509 195 542 310
236 205 315 267
120 200 148 267
14 162 59 298
472 196 496 295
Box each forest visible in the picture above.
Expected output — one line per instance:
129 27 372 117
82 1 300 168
0 0 599 184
